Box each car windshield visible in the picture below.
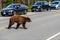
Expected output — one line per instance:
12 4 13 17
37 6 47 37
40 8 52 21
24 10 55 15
6 4 20 8
51 2 59 4
35 2 42 5
35 2 48 5
44 2 49 5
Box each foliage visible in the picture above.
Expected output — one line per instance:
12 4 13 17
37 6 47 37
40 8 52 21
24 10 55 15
6 0 13 6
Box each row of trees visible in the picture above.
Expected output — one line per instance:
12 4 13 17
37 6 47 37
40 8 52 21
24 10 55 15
1 0 53 9
7 0 52 5
6 0 52 7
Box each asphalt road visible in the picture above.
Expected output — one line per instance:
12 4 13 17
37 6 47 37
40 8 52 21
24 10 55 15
0 10 60 40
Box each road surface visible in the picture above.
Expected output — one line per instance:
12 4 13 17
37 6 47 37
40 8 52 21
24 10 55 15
0 10 60 40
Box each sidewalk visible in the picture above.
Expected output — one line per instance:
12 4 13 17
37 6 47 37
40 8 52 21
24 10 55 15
0 17 10 21
0 12 36 21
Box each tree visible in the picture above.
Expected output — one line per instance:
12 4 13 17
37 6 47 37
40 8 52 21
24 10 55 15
7 0 13 6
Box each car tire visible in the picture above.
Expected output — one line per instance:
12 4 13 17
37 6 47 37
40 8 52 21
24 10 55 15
39 9 41 12
39 8 43 12
24 10 27 14
12 11 17 15
21 10 27 15
1 12 5 16
56 7 59 10
56 8 58 10
31 9 37 12
31 10 34 12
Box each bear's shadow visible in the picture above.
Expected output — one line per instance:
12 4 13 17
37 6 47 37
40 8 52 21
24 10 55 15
6 27 24 29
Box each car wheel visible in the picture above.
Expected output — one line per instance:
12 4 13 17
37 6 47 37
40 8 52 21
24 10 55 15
31 10 34 12
39 8 43 12
39 9 41 12
57 7 60 10
22 10 27 15
12 11 16 15
56 7 59 10
36 8 39 12
1 12 5 16
32 10 36 12
24 10 27 14
56 8 58 10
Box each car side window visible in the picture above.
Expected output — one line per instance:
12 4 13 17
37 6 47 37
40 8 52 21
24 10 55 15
20 4 25 7
12 5 17 8
7 5 13 8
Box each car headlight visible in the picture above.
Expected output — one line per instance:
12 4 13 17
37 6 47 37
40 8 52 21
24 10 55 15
8 10 13 12
56 5 58 8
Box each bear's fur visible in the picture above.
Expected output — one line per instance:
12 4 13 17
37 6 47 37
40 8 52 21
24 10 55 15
8 15 31 29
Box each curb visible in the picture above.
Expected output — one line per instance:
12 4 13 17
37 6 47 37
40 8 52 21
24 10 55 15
0 12 36 21
0 17 10 21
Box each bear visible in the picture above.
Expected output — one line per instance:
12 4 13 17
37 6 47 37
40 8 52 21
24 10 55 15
8 15 31 29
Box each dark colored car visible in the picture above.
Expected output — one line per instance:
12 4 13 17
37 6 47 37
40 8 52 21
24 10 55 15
31 1 50 12
1 4 28 16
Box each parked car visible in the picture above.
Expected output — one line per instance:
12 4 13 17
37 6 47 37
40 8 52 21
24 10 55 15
50 1 60 10
31 1 50 12
1 4 28 16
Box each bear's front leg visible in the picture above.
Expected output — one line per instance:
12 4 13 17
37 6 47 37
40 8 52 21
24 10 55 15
22 23 27 29
8 21 14 29
16 23 20 29
8 24 11 29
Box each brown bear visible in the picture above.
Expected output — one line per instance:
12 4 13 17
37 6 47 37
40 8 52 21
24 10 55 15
8 15 31 29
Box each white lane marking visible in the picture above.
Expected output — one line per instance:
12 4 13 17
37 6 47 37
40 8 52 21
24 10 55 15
46 32 60 40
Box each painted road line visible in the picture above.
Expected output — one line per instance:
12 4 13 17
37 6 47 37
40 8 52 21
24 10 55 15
46 32 60 40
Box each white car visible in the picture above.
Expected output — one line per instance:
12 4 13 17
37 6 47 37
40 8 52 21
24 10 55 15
50 1 60 10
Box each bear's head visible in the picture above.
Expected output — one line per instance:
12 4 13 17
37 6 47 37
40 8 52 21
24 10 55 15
26 17 32 22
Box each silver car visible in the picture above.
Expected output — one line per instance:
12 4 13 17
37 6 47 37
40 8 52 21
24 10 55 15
50 1 60 10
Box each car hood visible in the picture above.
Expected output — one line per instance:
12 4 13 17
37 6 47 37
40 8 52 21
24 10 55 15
2 8 15 11
31 5 41 8
32 5 41 7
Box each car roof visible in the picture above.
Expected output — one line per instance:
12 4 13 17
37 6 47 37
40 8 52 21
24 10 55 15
10 4 20 5
35 1 48 4
8 4 27 6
